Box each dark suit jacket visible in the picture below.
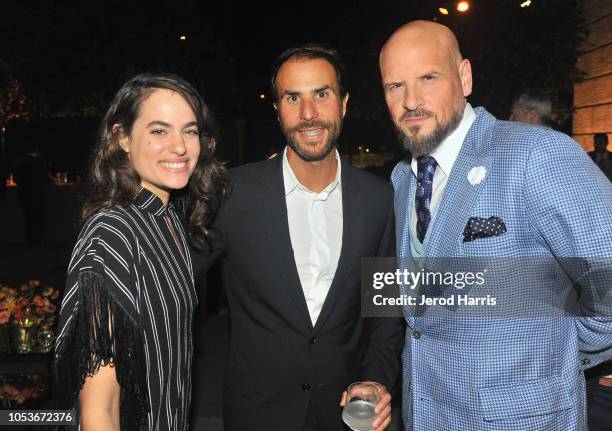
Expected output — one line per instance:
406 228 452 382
198 154 403 431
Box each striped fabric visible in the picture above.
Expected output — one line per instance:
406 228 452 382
54 187 197 431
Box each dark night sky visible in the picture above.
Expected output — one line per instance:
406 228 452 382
1 0 582 168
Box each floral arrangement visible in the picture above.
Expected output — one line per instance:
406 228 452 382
0 374 47 406
0 280 60 327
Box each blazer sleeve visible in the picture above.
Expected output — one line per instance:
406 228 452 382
524 130 612 368
360 198 404 390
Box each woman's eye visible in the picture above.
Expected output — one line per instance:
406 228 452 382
185 129 199 136
151 129 166 135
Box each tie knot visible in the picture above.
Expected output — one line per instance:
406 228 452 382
416 155 437 179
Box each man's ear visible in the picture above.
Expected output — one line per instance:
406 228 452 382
459 59 473 98
113 124 130 153
341 92 349 118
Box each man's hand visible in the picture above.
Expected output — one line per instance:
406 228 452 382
339 381 392 431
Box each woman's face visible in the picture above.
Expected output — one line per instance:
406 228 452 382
119 89 200 205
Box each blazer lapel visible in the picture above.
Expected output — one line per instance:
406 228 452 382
260 156 313 329
393 161 416 259
426 108 496 257
314 161 362 332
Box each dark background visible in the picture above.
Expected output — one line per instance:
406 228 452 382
0 0 583 172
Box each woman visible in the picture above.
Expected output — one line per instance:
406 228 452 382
53 73 226 430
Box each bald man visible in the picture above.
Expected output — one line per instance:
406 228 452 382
379 21 612 430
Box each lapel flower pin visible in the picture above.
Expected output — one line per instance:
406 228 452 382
467 166 487 186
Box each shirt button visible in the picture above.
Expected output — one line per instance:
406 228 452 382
310 336 318 344
413 330 422 339
302 383 311 391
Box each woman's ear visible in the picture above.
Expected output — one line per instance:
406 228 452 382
113 124 130 153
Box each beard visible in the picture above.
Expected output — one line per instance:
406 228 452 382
282 119 342 162
397 107 463 157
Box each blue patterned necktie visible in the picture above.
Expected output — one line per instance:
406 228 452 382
415 155 438 243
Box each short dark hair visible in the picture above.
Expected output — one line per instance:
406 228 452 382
270 43 347 102
82 72 227 250
594 133 608 145
513 88 552 125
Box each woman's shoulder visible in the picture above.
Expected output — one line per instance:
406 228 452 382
74 205 139 259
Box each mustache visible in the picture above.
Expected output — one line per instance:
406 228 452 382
400 108 434 121
286 120 332 132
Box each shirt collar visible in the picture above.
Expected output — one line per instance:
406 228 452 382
134 187 173 217
282 146 342 198
411 103 476 176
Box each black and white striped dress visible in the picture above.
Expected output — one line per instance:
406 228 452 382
54 188 197 430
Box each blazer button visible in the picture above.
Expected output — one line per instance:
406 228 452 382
581 358 591 366
302 383 311 391
310 336 318 344
413 330 422 339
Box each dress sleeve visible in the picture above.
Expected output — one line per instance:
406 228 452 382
53 215 149 430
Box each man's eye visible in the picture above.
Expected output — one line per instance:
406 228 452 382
423 75 435 81
151 129 166 135
316 91 328 99
287 95 299 102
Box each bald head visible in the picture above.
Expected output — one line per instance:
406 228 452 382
381 21 463 69
379 20 472 156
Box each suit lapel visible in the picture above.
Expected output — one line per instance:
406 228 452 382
260 156 313 329
392 161 419 323
426 108 496 257
314 161 362 332
393 161 416 259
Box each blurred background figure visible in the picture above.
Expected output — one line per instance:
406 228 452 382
509 87 552 127
12 146 50 244
589 133 612 181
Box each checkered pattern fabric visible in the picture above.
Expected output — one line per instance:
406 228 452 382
391 107 612 430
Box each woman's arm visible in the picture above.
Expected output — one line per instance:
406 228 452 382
79 364 121 431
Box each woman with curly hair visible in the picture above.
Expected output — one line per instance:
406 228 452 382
53 72 226 430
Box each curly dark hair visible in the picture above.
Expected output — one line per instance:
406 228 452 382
81 72 227 250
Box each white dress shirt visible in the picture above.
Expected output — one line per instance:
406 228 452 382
283 147 343 325
411 103 477 242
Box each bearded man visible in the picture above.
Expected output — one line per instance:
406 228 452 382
198 44 403 431
379 20 612 430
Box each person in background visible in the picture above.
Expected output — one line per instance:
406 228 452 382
509 87 552 127
588 132 612 181
53 73 226 430
12 146 51 243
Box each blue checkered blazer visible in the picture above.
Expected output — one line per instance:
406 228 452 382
391 107 612 430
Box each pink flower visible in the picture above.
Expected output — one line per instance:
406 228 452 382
0 310 9 324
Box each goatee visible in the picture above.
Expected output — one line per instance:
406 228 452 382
282 119 342 162
397 108 463 157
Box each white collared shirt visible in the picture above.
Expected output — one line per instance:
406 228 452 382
410 103 477 240
283 147 343 325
